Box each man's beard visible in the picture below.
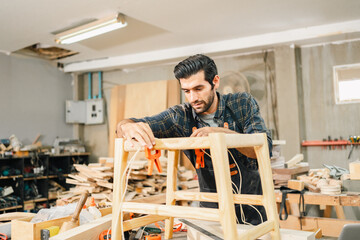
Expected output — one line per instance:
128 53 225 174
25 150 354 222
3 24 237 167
191 90 215 114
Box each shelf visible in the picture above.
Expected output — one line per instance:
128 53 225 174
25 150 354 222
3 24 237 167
23 176 47 181
51 152 90 157
48 174 69 179
0 175 22 180
24 198 48 204
0 205 23 211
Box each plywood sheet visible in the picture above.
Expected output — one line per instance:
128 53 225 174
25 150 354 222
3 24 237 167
124 80 168 118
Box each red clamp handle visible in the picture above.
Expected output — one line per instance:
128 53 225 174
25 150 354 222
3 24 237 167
145 147 162 175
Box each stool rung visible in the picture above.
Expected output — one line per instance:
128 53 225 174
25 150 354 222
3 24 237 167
238 220 275 240
122 202 220 221
174 191 264 205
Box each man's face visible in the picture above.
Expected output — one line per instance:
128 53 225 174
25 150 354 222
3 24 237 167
180 71 219 115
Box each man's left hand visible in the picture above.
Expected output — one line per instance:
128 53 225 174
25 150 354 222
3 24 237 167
190 127 235 137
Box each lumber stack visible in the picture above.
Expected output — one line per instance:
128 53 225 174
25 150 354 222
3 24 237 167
59 157 197 205
58 163 114 205
272 162 310 188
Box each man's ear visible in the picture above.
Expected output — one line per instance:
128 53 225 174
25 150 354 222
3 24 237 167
213 75 220 90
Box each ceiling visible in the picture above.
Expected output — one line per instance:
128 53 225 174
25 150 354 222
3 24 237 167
1 0 360 72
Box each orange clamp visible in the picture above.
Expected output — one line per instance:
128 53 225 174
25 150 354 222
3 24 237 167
145 147 162 175
195 149 205 169
224 122 229 129
193 127 205 169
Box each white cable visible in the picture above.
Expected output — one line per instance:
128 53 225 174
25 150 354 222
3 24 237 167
202 149 263 225
113 148 141 240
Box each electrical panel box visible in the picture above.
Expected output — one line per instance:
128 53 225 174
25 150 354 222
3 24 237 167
66 100 86 123
65 99 104 125
85 99 104 124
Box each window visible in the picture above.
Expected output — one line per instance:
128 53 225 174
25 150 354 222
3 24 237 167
334 63 360 104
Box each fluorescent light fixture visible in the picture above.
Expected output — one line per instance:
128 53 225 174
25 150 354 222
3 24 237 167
55 13 127 44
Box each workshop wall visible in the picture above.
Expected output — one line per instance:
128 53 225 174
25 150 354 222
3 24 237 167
81 52 275 163
299 40 360 169
0 54 73 146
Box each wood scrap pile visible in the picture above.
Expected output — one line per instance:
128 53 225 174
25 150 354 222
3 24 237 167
57 163 113 205
297 168 342 194
59 156 198 206
272 162 309 188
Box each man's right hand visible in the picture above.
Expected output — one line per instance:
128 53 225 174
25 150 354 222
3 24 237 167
116 120 156 149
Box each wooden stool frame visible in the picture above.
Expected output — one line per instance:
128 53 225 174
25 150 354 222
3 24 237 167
112 133 281 240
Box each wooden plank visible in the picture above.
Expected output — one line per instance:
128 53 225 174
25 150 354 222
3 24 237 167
209 133 238 240
173 191 264 205
122 215 168 231
340 195 360 206
165 150 179 239
50 214 112 240
334 205 345 219
285 154 304 168
112 138 129 240
108 85 126 157
272 165 309 175
275 191 341 206
124 133 265 151
124 80 168 119
122 202 220 222
185 219 315 240
167 79 180 108
254 133 281 240
238 220 275 240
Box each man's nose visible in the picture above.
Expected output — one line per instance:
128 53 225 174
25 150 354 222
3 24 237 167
189 91 199 102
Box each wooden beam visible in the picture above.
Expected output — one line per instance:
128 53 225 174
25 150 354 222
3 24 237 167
50 214 112 240
238 220 275 240
122 202 220 222
173 191 264 205
124 133 265 151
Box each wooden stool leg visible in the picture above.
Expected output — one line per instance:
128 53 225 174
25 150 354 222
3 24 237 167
254 133 281 240
112 138 129 240
209 133 238 240
165 150 180 239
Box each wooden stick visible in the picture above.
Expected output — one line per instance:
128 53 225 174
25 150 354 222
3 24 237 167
173 191 264 205
121 202 220 221
112 138 129 240
238 220 275 240
124 133 265 151
209 133 238 240
254 133 281 240
165 150 179 239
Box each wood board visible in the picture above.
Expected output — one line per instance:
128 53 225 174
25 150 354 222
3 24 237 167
183 219 315 240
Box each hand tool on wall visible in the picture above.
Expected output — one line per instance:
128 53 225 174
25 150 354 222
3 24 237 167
59 191 89 233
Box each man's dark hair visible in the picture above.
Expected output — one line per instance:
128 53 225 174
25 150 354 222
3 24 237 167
174 54 218 88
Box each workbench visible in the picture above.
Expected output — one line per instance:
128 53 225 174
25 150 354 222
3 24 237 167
275 190 360 237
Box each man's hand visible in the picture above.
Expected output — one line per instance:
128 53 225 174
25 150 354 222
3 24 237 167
116 120 155 149
190 127 257 159
190 127 234 137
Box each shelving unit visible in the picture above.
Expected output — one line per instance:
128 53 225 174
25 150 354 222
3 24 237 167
0 153 89 213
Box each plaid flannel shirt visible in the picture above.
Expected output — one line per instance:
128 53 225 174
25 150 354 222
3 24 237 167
130 91 272 170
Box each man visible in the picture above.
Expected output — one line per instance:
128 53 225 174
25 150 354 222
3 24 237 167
116 54 272 225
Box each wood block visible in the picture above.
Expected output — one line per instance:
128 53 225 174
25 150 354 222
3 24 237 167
288 180 304 191
285 154 304 168
349 161 360 180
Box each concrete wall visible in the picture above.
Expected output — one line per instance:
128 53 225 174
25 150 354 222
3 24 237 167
299 40 360 169
79 52 275 162
0 54 73 146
